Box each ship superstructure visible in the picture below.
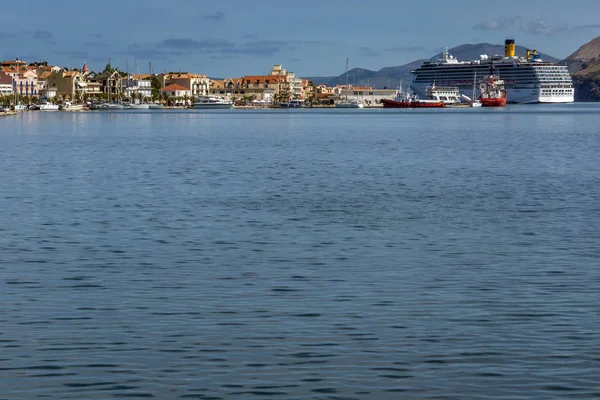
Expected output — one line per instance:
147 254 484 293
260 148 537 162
411 39 574 104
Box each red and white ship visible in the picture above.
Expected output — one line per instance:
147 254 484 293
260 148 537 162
479 74 507 107
381 85 446 108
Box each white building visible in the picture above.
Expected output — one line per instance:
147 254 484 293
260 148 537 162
160 83 191 98
340 87 399 107
0 71 13 95
123 77 152 102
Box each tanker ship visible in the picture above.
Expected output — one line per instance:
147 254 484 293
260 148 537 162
410 39 574 104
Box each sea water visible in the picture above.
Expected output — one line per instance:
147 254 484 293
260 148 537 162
1 105 599 399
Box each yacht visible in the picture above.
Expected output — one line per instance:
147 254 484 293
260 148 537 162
411 39 574 104
335 100 364 108
192 96 233 109
279 99 305 108
125 103 151 110
40 103 60 111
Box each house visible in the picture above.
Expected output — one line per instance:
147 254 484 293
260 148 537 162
159 73 210 97
36 66 61 99
0 71 13 96
159 83 191 98
1 59 39 97
209 78 243 98
122 74 152 102
86 70 124 97
47 68 101 99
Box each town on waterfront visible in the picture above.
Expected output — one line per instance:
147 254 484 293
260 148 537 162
0 57 400 112
6 32 600 113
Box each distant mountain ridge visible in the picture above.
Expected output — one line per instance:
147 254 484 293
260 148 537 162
305 43 559 89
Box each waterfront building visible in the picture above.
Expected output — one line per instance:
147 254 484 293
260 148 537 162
209 78 243 98
1 59 39 97
339 86 398 106
36 66 61 99
160 83 191 99
123 75 152 102
159 73 210 97
86 70 124 98
0 71 13 96
47 68 101 99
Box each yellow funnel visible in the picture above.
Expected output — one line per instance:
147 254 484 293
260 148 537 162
505 39 515 58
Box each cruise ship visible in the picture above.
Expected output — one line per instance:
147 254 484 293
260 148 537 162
410 40 574 104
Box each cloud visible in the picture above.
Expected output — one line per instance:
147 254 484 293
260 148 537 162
203 12 225 21
159 38 235 52
519 17 567 36
473 16 568 36
88 33 104 38
158 38 285 57
83 41 108 48
33 30 54 39
0 32 17 39
473 18 513 31
124 43 177 61
56 50 89 59
572 23 600 31
359 46 380 57
384 45 425 52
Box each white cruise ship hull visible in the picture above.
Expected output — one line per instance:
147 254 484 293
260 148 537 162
411 83 574 104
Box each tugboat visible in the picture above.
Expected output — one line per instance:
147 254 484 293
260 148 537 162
479 65 507 107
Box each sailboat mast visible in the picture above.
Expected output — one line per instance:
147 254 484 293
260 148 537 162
345 57 349 100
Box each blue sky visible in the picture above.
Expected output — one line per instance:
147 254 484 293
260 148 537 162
2 0 600 77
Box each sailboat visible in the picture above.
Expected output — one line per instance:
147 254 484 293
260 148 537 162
335 57 364 108
471 71 482 107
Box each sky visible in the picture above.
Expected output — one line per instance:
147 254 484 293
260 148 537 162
2 0 600 78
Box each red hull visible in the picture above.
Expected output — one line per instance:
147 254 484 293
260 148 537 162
481 97 507 107
381 99 445 108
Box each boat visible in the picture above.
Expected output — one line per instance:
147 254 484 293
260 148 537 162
335 100 364 108
381 84 446 108
336 58 365 108
14 104 28 111
39 103 59 111
192 96 233 109
90 102 124 110
410 39 574 104
62 101 85 111
124 103 151 109
279 99 305 108
425 84 463 105
381 92 445 108
470 72 482 107
479 69 507 107
148 103 164 109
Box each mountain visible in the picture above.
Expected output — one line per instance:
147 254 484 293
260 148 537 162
563 36 600 101
304 42 558 89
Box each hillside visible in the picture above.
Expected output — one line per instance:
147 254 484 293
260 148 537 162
305 43 558 89
563 36 600 101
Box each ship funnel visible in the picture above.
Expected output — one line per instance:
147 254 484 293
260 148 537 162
505 39 515 58
526 49 531 60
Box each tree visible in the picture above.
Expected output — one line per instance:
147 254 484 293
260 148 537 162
150 76 162 98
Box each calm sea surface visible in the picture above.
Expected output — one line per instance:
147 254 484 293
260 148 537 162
1 105 600 399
